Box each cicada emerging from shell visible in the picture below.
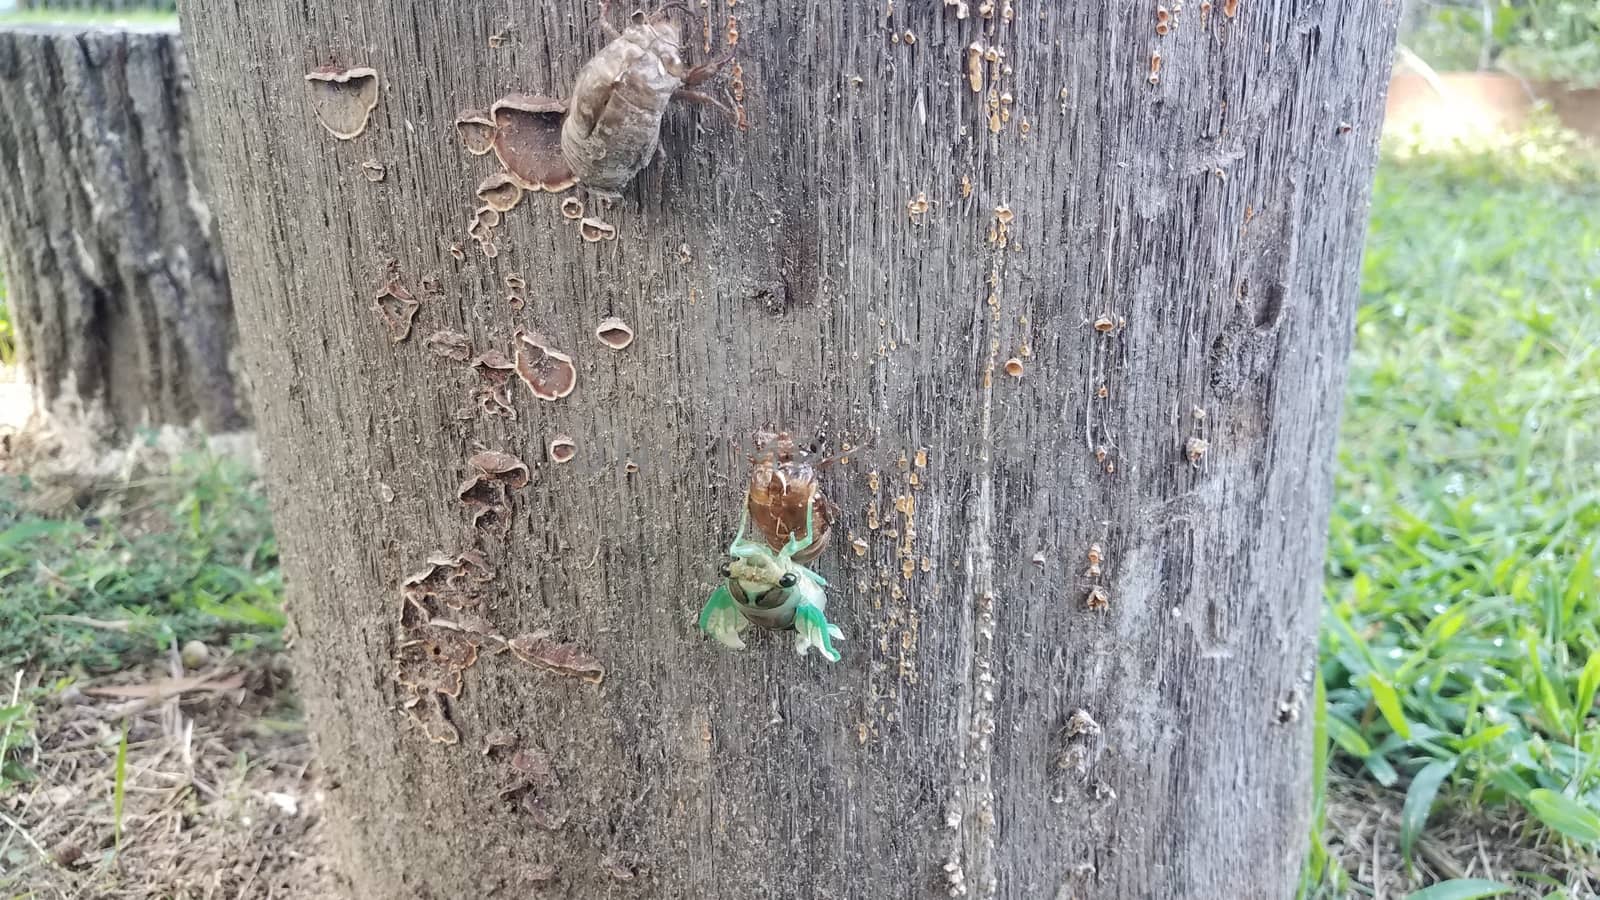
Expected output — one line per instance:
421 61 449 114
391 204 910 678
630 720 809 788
561 2 735 200
698 432 847 662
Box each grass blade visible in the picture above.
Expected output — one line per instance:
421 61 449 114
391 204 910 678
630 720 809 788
1574 651 1600 736
1524 788 1600 845
1400 758 1456 869
1402 879 1514 900
1368 673 1413 740
112 722 129 857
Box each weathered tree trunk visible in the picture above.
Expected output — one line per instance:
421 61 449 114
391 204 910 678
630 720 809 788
0 25 245 441
180 2 1398 897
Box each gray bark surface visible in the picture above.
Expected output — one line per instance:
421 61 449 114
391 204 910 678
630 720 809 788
0 25 245 439
179 2 1398 897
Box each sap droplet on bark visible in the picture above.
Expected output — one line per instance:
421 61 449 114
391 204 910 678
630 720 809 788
907 191 930 223
424 329 472 362
579 217 616 242
373 280 420 343
304 65 380 140
560 196 584 220
507 633 604 684
361 159 386 182
455 110 496 156
1093 314 1124 333
549 435 576 464
594 316 634 350
490 94 577 192
514 330 578 400
477 171 524 212
1086 543 1104 577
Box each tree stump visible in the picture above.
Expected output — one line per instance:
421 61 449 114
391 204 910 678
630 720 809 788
180 1 1400 896
0 25 246 443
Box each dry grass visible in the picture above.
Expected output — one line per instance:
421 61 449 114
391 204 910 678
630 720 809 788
1326 773 1599 897
0 653 342 899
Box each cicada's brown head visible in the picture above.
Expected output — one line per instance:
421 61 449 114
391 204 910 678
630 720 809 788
628 7 685 56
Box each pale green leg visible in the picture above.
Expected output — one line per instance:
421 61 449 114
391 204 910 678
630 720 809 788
780 502 828 587
698 583 746 650
793 604 844 663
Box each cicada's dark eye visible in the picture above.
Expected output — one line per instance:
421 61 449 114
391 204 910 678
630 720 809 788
719 563 732 578
778 573 798 588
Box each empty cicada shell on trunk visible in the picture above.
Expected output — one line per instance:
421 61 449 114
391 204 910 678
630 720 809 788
561 3 735 200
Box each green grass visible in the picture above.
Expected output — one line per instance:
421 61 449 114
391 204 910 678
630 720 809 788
1318 122 1600 890
0 448 284 677
0 9 176 27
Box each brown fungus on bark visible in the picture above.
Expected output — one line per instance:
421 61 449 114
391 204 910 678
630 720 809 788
455 110 496 156
304 65 380 140
404 692 460 746
549 435 576 464
467 350 518 419
458 450 531 535
560 196 584 220
361 159 386 182
490 94 577 192
471 205 502 233
373 279 420 343
468 450 531 489
578 217 616 242
1003 357 1024 378
504 273 526 292
507 633 604 684
481 729 517 755
1185 436 1210 465
402 550 496 612
514 330 577 401
424 329 472 362
476 171 524 212
594 316 634 350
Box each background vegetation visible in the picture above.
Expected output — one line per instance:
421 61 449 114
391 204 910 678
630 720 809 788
1407 0 1600 86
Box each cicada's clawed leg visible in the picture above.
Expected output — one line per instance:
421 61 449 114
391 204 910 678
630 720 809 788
698 583 746 651
672 88 734 117
596 1 622 38
684 49 735 87
793 604 843 663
